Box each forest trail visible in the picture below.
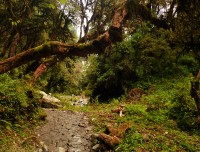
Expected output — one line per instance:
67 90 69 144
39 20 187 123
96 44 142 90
35 109 94 152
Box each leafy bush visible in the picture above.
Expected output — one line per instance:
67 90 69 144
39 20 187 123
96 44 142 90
177 54 199 74
169 88 198 130
137 76 199 129
0 74 43 126
125 104 148 116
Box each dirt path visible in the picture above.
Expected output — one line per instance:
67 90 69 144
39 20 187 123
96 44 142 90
35 109 94 152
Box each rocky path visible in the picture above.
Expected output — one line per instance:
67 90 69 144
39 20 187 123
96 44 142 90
35 109 94 152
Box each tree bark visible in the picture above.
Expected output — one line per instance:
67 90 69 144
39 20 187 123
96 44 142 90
31 56 64 83
190 69 200 123
0 39 107 74
0 41 69 74
0 0 128 74
9 32 20 57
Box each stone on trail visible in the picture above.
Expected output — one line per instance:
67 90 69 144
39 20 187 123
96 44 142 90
38 91 62 108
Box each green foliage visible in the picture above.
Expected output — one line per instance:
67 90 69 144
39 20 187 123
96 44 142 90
0 74 43 126
174 0 200 60
58 0 67 4
0 125 36 151
114 76 200 151
0 0 76 58
116 128 143 152
125 104 148 117
169 88 198 130
38 57 87 95
177 54 199 74
137 76 199 130
84 20 199 102
59 74 200 151
84 22 192 101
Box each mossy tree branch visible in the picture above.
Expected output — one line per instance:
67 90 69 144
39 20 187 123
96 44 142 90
0 36 110 74
0 0 173 75
0 0 129 75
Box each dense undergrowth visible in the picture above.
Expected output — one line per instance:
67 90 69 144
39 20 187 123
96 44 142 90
116 76 200 151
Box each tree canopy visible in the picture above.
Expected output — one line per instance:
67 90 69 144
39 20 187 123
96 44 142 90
0 0 199 76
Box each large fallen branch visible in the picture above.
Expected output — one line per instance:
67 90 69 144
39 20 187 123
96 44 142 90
0 0 129 74
0 33 111 74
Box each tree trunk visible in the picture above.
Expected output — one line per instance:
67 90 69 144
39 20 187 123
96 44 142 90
32 63 47 81
31 56 63 84
190 69 200 123
9 32 20 57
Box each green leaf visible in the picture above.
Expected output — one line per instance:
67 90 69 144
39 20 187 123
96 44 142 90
59 0 66 4
49 4 56 9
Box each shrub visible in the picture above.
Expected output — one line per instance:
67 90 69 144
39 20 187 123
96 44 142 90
0 74 43 126
168 87 198 130
177 54 199 74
